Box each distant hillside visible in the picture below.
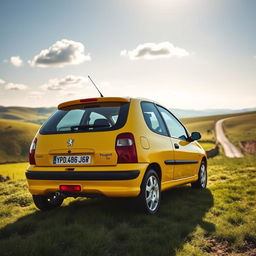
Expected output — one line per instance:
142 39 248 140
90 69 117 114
181 111 256 141
0 106 56 124
0 106 255 123
171 107 256 118
0 119 40 163
223 113 256 143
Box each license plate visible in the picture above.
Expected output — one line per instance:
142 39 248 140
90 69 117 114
53 155 91 165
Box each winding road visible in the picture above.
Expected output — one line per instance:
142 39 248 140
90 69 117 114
215 118 244 158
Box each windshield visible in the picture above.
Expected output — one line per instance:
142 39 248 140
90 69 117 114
40 102 129 134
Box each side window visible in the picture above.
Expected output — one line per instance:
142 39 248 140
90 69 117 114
141 102 168 136
157 106 187 140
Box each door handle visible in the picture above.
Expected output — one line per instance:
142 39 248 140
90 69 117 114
174 143 179 149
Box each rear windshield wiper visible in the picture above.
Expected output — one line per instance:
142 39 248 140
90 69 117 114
70 125 110 131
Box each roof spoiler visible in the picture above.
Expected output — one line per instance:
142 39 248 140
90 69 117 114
58 97 130 110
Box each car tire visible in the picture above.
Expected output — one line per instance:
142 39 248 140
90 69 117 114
138 169 161 214
191 160 207 189
32 194 64 211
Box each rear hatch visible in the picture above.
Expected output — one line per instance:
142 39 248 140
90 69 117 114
35 97 130 167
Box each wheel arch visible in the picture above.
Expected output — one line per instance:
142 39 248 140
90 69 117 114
145 162 162 182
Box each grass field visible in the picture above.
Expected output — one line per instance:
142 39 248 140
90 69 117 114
0 155 255 256
199 142 216 151
0 108 255 255
0 119 40 163
0 163 28 179
223 113 256 143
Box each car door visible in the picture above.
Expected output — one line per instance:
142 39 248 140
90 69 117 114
157 106 200 180
140 102 175 182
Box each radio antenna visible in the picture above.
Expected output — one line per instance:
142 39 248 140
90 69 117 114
88 75 104 97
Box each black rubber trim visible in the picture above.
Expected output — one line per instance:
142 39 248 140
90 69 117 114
26 170 140 181
164 160 198 165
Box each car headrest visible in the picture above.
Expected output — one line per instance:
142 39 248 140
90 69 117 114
93 119 110 130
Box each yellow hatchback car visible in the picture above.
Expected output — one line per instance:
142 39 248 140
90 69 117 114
26 97 207 214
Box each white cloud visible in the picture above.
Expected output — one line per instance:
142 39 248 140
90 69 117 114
0 78 5 84
100 81 110 87
58 90 77 98
10 56 23 67
5 83 28 90
30 39 91 67
41 75 88 90
121 42 189 60
29 91 45 97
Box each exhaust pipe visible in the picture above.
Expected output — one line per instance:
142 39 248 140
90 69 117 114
55 191 67 199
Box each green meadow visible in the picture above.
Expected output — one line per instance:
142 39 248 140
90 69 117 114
199 142 216 151
0 156 255 256
0 162 28 179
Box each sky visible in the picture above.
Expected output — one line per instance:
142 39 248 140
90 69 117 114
0 0 255 110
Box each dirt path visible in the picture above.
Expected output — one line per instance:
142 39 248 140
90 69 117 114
215 118 244 158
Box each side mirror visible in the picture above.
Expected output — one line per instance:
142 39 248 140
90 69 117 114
190 132 201 141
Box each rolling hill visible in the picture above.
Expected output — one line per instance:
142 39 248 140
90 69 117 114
222 112 256 143
181 111 256 141
0 106 56 124
0 119 40 163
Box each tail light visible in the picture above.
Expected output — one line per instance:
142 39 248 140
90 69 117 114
29 137 37 165
115 133 138 163
60 185 81 192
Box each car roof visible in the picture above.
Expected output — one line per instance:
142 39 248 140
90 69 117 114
134 97 163 106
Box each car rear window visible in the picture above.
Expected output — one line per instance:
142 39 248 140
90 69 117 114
40 102 129 134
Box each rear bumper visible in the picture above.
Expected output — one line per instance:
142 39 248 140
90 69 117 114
26 164 148 197
26 170 140 181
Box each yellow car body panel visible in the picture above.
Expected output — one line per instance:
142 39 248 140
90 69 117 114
26 97 206 199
